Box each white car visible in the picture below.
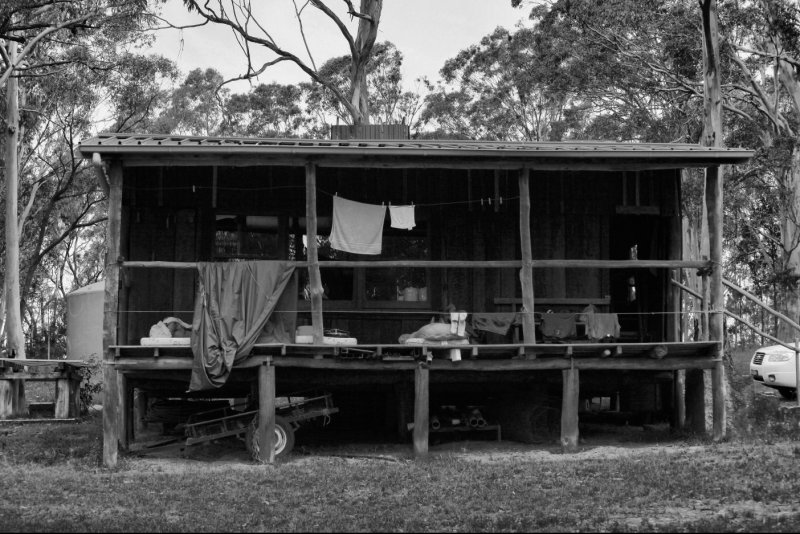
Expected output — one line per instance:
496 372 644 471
750 345 797 399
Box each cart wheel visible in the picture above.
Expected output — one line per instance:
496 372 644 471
245 415 295 461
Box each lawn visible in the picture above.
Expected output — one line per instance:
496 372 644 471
1 345 799 532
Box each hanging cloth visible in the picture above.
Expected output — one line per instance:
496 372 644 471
389 205 416 230
329 196 386 255
189 261 297 391
540 313 577 339
472 313 519 335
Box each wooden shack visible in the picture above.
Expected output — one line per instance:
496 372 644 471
77 134 752 466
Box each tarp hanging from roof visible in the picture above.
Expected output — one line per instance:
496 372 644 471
189 261 296 391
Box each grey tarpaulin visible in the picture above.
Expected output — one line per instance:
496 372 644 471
189 261 297 391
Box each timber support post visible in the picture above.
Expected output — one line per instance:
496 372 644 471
413 363 429 457
518 168 536 343
118 372 130 451
258 361 276 463
305 162 325 344
102 159 123 468
706 164 726 440
561 366 580 451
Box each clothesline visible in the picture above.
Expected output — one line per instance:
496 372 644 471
122 183 520 209
115 309 716 317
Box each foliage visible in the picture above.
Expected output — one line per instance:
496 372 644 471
153 67 228 135
0 1 169 354
303 41 423 130
181 0 384 125
73 358 103 414
223 82 308 137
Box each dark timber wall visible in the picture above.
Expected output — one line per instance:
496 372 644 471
119 166 679 346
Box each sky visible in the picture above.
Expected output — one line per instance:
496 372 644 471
149 1 529 91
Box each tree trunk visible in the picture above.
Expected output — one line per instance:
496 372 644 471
776 62 800 342
777 140 800 342
347 0 382 125
4 41 25 361
4 41 27 417
699 0 726 439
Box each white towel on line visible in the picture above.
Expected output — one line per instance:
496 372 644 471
389 205 416 230
329 196 386 255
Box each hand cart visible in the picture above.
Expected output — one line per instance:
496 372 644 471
183 390 338 460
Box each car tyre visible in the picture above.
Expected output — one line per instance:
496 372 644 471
777 387 797 400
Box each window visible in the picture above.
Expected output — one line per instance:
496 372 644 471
214 214 286 260
295 218 430 307
213 212 430 307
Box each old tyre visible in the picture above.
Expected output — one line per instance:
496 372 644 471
777 387 797 400
245 415 295 461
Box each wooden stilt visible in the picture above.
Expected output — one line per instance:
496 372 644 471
55 378 70 419
305 163 325 344
134 388 148 438
118 372 129 451
685 368 705 434
258 362 276 463
561 367 580 452
413 363 429 457
102 159 123 468
518 168 536 343
0 380 13 419
705 164 726 440
673 370 686 430
103 365 119 465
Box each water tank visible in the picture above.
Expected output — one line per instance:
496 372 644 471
66 281 104 360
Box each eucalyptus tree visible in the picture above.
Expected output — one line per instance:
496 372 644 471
302 41 423 134
223 82 308 137
182 0 383 126
1 1 156 362
153 67 229 136
723 0 800 341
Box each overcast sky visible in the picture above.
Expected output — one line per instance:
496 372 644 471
150 1 528 91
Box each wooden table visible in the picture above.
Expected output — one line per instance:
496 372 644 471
0 358 89 419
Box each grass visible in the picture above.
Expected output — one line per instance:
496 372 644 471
1 345 799 532
2 411 800 532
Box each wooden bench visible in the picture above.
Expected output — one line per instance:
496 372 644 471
0 358 88 419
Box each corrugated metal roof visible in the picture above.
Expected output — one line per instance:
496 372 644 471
77 133 754 168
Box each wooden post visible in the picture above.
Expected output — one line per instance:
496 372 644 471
305 163 325 343
685 369 706 434
686 268 709 434
134 389 149 438
258 362 276 463
561 367 579 451
706 165 726 440
413 363 429 457
118 372 130 451
673 370 686 430
102 159 123 468
0 380 13 418
518 168 536 343
701 272 710 342
55 378 70 418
